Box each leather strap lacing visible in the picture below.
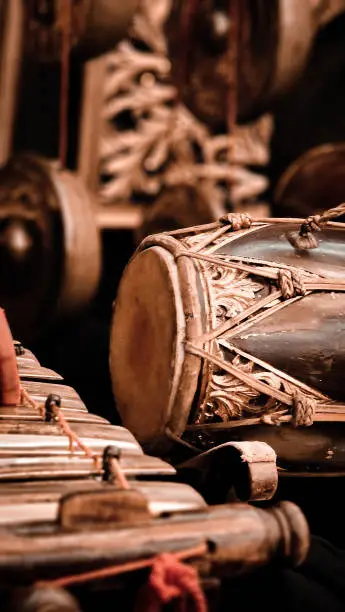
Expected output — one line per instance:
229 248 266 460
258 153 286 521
170 206 345 428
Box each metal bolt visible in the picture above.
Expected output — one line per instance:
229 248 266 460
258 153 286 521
44 393 61 422
102 445 121 483
14 341 25 356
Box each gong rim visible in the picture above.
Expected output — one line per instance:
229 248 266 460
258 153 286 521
0 155 101 342
49 166 101 318
0 154 63 342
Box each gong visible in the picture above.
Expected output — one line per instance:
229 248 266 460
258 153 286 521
0 154 101 342
25 0 138 62
166 0 345 127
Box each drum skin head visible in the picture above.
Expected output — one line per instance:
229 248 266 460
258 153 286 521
110 246 188 446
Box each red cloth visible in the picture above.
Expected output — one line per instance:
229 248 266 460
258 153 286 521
135 553 207 612
0 309 20 405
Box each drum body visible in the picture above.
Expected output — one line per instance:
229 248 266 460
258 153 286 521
110 219 345 473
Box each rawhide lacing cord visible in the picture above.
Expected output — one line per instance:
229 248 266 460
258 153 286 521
291 392 316 428
219 212 252 230
35 544 208 612
287 202 345 250
174 208 345 427
185 344 318 427
176 247 345 343
182 213 253 255
277 269 307 300
169 203 345 245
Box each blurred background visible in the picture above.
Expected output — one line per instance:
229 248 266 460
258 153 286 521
2 0 345 426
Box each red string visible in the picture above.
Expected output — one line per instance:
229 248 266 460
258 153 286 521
35 545 208 600
0 309 20 405
135 553 207 612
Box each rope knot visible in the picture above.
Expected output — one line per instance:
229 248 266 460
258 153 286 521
135 553 207 612
304 214 322 234
292 391 316 427
277 269 306 300
219 212 252 231
286 202 345 251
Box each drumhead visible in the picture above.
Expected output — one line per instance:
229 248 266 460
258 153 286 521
110 246 194 447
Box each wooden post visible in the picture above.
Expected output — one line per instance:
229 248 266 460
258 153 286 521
0 0 23 166
77 55 107 192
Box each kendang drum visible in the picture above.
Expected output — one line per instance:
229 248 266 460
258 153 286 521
110 204 345 475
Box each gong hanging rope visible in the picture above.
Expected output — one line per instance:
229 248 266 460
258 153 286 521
227 0 239 137
58 0 72 167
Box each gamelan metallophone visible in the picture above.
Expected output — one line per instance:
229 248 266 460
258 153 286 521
0 308 309 612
